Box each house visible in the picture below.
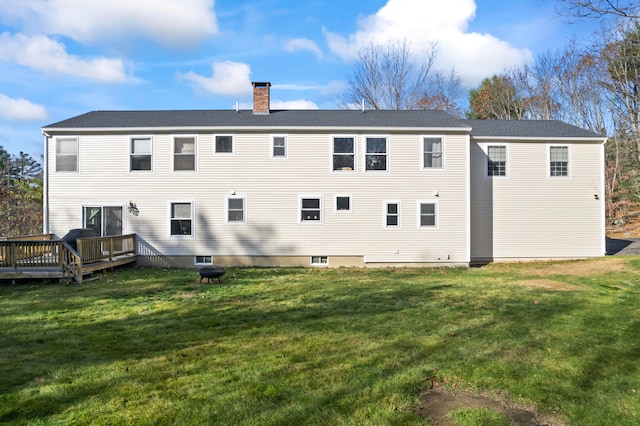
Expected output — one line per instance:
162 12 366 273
41 82 607 268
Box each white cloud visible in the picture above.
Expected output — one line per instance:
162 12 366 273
0 33 129 83
181 61 253 97
0 93 47 121
271 99 319 110
324 0 532 87
283 38 323 59
0 0 218 48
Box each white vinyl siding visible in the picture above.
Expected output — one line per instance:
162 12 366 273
46 131 470 263
471 140 604 261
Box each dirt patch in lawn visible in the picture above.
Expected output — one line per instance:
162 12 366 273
414 387 565 425
518 257 629 278
512 279 584 292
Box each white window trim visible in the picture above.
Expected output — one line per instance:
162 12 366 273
55 136 79 173
335 194 352 213
310 255 329 266
169 200 195 239
214 134 235 156
299 194 324 224
129 135 154 173
548 144 571 178
226 195 247 224
331 134 358 173
417 200 439 229
383 200 402 229
363 134 390 173
172 134 198 172
81 204 126 236
194 255 213 266
421 135 446 170
271 134 288 159
485 143 509 178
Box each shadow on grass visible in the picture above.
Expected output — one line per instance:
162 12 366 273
1 266 639 424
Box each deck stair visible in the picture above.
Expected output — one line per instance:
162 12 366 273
0 233 137 283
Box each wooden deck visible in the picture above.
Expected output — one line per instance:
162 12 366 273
0 234 137 283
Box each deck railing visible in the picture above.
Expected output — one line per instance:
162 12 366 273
0 234 136 282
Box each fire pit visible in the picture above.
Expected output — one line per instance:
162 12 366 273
196 266 226 283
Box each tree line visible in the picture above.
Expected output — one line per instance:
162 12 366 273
338 14 640 225
0 146 43 237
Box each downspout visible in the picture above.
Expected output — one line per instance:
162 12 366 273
42 131 50 234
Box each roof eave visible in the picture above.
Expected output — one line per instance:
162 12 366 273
42 125 474 133
471 135 607 143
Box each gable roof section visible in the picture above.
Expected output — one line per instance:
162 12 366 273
43 109 470 132
465 119 604 140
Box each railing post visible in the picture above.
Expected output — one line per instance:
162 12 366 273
109 236 114 261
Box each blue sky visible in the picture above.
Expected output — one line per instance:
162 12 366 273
0 0 599 158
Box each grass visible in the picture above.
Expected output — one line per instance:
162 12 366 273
1 257 640 425
448 407 511 426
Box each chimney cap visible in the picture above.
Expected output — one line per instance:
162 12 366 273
252 82 271 88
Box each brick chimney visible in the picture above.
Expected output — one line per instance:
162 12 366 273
252 82 271 115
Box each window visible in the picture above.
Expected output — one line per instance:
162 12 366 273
227 197 245 223
170 202 193 236
550 145 569 177
272 135 287 158
418 202 438 228
300 197 322 222
366 136 388 171
423 137 443 169
333 136 355 171
311 256 328 265
56 137 78 172
336 196 351 212
487 145 507 176
174 136 196 171
195 256 212 265
215 135 234 154
130 137 152 171
385 201 401 228
83 206 123 236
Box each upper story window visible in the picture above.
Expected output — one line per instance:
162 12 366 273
227 196 246 223
300 196 323 222
423 136 443 169
366 136 388 171
55 137 78 172
333 136 355 171
384 201 401 228
215 135 234 154
174 136 196 171
487 145 507 177
272 135 287 158
550 145 569 177
170 202 193 236
130 137 152 171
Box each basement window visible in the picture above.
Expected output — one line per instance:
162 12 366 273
311 256 328 266
195 256 213 265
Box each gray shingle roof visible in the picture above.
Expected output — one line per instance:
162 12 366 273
464 119 602 139
43 109 468 130
42 109 604 139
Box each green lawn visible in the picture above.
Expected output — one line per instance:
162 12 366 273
1 258 639 425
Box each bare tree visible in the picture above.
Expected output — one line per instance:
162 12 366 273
338 40 437 110
417 70 465 117
557 0 640 20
